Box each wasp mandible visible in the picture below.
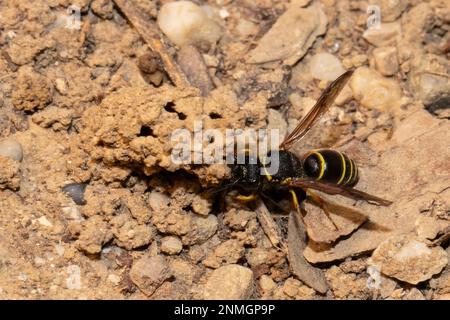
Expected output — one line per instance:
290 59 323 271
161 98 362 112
222 70 392 229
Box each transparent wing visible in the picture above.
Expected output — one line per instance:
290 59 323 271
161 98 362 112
280 70 354 150
287 178 392 206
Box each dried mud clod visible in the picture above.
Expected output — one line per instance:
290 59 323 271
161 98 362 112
78 83 267 184
0 0 449 300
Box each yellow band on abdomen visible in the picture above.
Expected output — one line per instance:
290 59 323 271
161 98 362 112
311 150 325 180
337 152 347 185
345 156 353 185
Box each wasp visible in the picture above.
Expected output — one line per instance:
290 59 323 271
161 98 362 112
222 70 392 229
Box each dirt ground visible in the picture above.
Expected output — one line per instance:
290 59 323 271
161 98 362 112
0 0 449 300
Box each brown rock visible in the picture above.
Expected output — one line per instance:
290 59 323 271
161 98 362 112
160 236 183 255
150 190 191 236
278 277 316 300
91 0 113 19
111 215 154 250
12 67 53 112
181 214 218 246
130 255 172 296
0 156 20 190
203 239 245 269
259 275 277 296
415 216 450 241
366 265 398 298
404 288 425 300
203 264 254 299
246 247 283 269
363 22 402 47
369 234 448 284
223 209 256 231
373 46 399 76
340 259 367 274
32 106 74 131
5 34 54 66
408 53 450 115
326 266 370 299
431 268 450 295
303 196 368 244
76 216 113 255
247 3 327 65
350 67 404 111
191 193 212 216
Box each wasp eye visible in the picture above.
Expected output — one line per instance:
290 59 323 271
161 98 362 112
304 154 321 178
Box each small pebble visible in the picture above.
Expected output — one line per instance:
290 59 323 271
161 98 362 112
160 236 183 255
66 265 81 290
203 264 254 299
409 53 450 113
55 244 65 256
373 47 399 76
259 275 277 294
203 239 245 268
0 137 23 162
62 183 87 205
309 52 345 81
369 234 448 285
235 19 258 38
130 255 172 296
38 216 53 227
363 22 401 47
157 1 222 47
18 273 28 281
181 214 218 245
350 67 404 111
55 78 68 95
107 274 121 286
219 9 230 19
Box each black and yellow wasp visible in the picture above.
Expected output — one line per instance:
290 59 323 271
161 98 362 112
223 70 392 228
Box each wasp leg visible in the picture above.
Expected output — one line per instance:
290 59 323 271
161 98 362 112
234 194 257 202
289 189 306 226
306 190 338 230
260 192 290 215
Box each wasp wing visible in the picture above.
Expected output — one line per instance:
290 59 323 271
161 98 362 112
287 178 392 206
280 70 354 151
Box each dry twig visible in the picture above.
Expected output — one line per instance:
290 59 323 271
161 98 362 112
255 199 286 251
287 210 329 294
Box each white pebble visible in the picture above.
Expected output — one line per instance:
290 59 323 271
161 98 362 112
66 265 81 290
34 257 46 265
0 137 23 162
157 1 222 47
55 244 65 256
38 216 53 227
108 274 121 286
309 52 345 81
18 273 28 281
219 8 230 19
55 78 68 95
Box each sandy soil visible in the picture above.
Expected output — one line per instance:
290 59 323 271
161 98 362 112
0 0 449 299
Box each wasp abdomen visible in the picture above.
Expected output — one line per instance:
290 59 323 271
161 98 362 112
303 149 358 186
